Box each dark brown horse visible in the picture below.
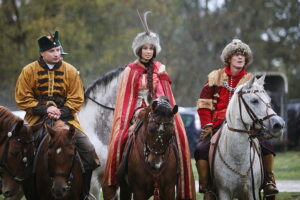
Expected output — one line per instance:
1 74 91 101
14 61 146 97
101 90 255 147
119 97 178 200
0 106 41 200
35 120 83 200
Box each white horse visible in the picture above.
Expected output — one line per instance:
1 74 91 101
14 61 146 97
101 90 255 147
213 75 285 200
78 66 124 199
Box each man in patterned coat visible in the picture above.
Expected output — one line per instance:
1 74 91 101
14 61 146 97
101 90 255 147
15 31 100 200
195 39 279 199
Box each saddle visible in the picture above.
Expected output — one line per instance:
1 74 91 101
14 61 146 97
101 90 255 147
208 125 223 187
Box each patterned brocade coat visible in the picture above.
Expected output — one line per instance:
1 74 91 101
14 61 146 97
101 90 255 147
103 61 196 200
15 59 84 131
197 65 253 129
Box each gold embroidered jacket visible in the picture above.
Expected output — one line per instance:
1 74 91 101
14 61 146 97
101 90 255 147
15 60 84 131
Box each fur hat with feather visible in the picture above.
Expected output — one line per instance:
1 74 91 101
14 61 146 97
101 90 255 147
132 10 161 57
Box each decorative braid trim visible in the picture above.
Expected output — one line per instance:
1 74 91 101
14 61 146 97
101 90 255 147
197 98 214 110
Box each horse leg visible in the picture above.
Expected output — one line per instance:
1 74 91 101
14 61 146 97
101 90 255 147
120 185 131 200
132 191 148 200
102 185 118 200
217 189 231 200
161 186 176 200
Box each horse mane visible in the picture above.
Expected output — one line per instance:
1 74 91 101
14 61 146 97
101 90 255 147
52 120 69 131
0 106 21 130
84 66 125 101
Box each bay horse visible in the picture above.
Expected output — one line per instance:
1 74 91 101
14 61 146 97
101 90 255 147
119 96 178 200
35 120 83 200
0 106 41 200
212 75 285 200
78 66 124 199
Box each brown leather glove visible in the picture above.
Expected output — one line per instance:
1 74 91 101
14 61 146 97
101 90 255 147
199 126 213 141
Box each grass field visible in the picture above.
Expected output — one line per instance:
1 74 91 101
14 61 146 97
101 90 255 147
191 151 300 181
1 151 299 199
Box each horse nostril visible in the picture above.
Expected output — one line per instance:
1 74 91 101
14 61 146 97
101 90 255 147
62 186 67 193
3 190 12 197
273 123 283 130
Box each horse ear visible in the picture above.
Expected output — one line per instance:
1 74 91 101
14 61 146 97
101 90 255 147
151 100 158 111
245 76 256 89
257 74 266 86
172 105 178 115
14 120 24 134
46 124 56 138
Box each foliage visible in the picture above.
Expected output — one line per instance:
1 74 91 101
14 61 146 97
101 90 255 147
0 0 299 109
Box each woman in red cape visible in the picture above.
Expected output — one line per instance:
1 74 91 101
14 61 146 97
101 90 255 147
102 11 196 200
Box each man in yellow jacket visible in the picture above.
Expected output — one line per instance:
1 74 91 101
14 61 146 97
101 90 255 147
15 31 100 200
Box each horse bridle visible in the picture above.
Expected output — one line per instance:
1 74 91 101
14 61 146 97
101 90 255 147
48 141 80 190
144 113 175 156
0 121 35 182
227 89 276 137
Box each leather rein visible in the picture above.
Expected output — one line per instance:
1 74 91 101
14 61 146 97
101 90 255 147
0 122 35 182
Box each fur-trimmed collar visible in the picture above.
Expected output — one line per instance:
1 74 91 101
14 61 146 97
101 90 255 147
207 68 253 87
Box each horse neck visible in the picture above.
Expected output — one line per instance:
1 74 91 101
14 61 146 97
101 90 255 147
223 102 253 160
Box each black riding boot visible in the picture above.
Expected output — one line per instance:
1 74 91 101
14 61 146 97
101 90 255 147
80 170 92 200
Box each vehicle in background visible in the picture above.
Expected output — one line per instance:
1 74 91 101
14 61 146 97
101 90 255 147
179 107 202 157
287 98 300 149
12 110 25 119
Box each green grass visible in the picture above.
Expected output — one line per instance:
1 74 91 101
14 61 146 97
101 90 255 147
192 151 300 181
274 151 300 180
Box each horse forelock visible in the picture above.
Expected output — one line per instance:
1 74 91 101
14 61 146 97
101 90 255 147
84 66 125 101
0 106 21 131
154 102 173 117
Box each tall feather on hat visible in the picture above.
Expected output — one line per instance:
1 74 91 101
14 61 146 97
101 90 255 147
132 10 161 57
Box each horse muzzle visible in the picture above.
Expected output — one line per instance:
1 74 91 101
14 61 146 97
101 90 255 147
51 181 70 199
267 115 285 138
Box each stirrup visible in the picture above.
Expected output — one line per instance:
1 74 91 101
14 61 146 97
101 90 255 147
263 182 279 197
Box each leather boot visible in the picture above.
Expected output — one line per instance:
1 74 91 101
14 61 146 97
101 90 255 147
81 170 93 200
262 154 279 197
196 160 216 200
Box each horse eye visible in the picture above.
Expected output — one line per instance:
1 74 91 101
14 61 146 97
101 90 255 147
250 98 259 104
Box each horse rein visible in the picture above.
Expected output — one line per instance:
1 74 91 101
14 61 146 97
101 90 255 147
0 121 35 182
86 96 115 111
227 89 276 137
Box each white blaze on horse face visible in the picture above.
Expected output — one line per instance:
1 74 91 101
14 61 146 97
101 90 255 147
56 148 62 154
158 124 164 132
